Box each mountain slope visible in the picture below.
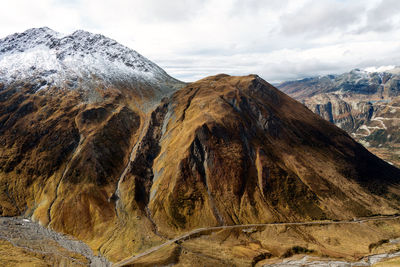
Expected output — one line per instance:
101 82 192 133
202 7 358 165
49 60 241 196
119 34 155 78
0 28 400 264
0 27 185 261
1 72 400 262
146 74 400 236
277 68 400 167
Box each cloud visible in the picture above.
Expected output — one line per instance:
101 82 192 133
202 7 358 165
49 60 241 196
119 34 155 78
356 0 400 33
279 0 365 36
0 0 400 83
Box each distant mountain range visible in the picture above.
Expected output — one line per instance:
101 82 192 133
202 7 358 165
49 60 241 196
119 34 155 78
278 68 400 167
1 28 400 266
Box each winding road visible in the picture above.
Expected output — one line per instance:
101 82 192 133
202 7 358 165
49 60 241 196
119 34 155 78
112 215 400 267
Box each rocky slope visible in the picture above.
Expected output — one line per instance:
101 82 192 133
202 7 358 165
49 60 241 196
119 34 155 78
277 68 400 167
0 28 400 265
147 74 400 234
0 216 110 266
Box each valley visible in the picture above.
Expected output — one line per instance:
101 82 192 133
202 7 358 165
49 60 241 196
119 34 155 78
1 215 400 267
0 28 399 266
114 215 400 267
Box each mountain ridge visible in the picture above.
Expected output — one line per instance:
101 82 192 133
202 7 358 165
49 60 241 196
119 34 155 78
0 28 400 265
278 67 400 100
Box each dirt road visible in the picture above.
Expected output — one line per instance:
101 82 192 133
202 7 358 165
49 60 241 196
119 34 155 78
113 215 400 267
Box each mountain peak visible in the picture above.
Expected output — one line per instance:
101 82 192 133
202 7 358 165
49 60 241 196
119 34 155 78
69 29 110 46
25 26 60 35
0 27 60 54
71 29 96 36
0 27 182 95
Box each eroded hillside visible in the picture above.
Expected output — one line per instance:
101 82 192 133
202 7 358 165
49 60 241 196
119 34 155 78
1 74 400 265
277 68 400 167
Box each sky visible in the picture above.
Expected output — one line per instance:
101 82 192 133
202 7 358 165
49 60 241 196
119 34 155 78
1 0 400 83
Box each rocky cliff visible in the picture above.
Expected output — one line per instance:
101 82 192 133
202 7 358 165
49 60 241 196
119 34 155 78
278 68 400 167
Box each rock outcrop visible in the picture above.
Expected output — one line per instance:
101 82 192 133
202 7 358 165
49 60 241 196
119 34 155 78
278 68 400 167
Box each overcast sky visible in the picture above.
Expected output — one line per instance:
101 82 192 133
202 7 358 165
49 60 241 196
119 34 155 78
1 0 400 82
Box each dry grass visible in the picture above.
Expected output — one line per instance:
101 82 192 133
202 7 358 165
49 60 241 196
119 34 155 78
0 239 87 267
373 257 400 267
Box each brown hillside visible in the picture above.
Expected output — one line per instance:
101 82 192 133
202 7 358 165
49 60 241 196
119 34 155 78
148 74 400 235
0 75 399 263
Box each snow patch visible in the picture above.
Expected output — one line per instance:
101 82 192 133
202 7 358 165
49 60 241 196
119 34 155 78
359 140 370 147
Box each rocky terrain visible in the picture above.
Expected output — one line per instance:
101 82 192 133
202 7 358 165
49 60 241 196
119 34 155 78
277 68 400 167
0 28 400 266
264 250 400 267
0 216 110 266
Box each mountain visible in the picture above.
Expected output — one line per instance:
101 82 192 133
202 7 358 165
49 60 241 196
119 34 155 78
277 68 400 167
146 74 400 233
0 27 186 264
0 27 183 106
278 68 400 100
1 28 400 266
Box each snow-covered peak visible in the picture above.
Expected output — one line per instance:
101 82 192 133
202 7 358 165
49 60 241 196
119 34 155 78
364 65 397 73
0 27 180 93
348 68 370 77
0 27 63 55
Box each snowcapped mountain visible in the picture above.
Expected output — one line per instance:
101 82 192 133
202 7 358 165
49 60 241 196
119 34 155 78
0 27 182 94
278 67 400 100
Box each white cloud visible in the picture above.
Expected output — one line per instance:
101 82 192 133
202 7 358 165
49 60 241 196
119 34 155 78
279 0 366 35
357 0 400 33
0 0 400 82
